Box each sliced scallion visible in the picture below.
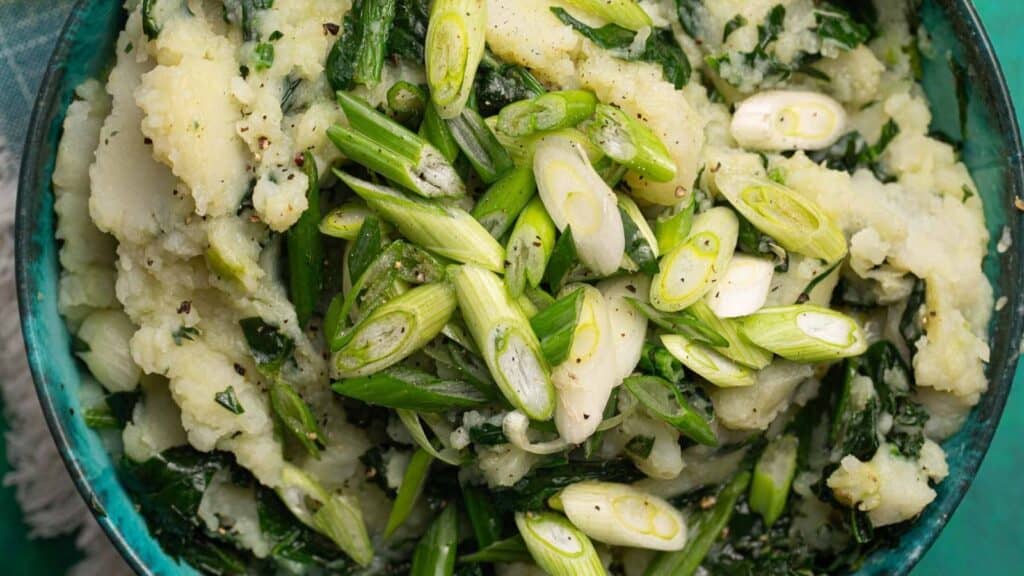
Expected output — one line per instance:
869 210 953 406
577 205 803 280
471 165 537 238
749 434 799 527
453 264 555 421
661 334 756 388
534 132 625 276
459 535 531 564
353 0 397 87
623 375 717 446
287 151 323 327
447 106 515 183
385 448 433 537
398 409 465 466
655 196 695 254
529 287 585 366
331 92 464 198
337 172 505 272
713 172 847 263
426 0 487 119
651 206 739 312
618 193 660 275
320 201 373 240
739 305 868 363
410 504 459 576
562 0 653 31
553 481 687 551
506 196 557 296
332 366 489 412
332 283 457 378
584 104 677 183
420 102 460 163
497 90 598 138
515 511 605 576
624 297 728 348
687 300 774 370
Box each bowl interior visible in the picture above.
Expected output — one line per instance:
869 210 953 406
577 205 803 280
14 1 1024 575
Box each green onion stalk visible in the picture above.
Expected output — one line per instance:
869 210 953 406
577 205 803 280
337 171 505 272
660 333 756 388
584 104 678 183
353 0 397 87
739 304 867 363
452 263 556 421
651 207 739 312
506 196 557 297
562 0 653 31
471 165 537 239
286 151 323 327
319 201 373 240
515 511 605 576
426 0 487 119
713 172 847 263
330 92 464 198
497 90 599 138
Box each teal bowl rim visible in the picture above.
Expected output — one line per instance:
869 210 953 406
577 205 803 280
14 1 1024 574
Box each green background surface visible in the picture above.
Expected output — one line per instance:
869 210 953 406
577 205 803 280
0 1 1021 574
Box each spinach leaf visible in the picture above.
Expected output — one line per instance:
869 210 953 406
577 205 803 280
325 0 365 91
675 0 704 39
214 386 245 415
493 459 644 512
899 277 926 348
255 485 359 571
807 119 900 180
474 53 546 117
550 7 691 88
815 3 872 50
121 447 249 575
239 317 295 378
388 0 429 63
468 422 507 446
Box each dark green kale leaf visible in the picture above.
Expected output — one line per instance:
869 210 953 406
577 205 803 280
899 277 926 348
493 459 644 512
675 0 705 39
468 422 507 446
807 119 900 180
474 52 547 117
326 0 365 91
239 317 295 378
550 7 692 88
815 3 872 50
256 485 360 572
388 0 430 63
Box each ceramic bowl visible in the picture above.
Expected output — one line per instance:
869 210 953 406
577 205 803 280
15 1 1024 574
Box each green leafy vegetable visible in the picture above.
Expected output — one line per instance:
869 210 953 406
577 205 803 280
214 386 245 415
332 366 489 412
529 287 584 366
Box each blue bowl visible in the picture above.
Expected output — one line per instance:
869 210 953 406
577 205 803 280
15 1 1024 574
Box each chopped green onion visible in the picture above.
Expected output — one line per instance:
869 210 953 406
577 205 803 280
420 102 460 163
534 133 625 276
651 206 739 312
279 464 374 566
661 334 756 388
624 375 717 446
553 481 687 550
551 285 619 444
618 193 660 275
353 0 397 86
515 511 605 576
497 90 598 137
447 107 515 183
543 227 580 292
332 283 457 377
713 172 847 263
704 254 775 319
506 196 558 296
270 380 325 458
625 297 728 348
337 172 505 272
287 151 323 327
411 504 459 576
730 90 847 152
332 92 464 198
459 535 532 564
387 80 427 126
529 287 585 366
319 201 373 240
398 409 465 466
332 366 489 411
561 0 653 31
655 198 695 254
597 275 651 381
385 449 433 537
453 264 555 420
738 305 868 363
426 0 487 119
471 165 537 238
687 300 774 370
463 484 501 548
584 104 677 183
749 434 799 527
644 472 751 576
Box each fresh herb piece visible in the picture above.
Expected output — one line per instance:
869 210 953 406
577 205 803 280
808 119 900 180
239 318 294 378
620 206 660 276
389 0 430 63
900 277 926 348
467 423 507 446
723 15 747 42
271 381 325 458
475 52 546 117
214 386 245 415
252 42 274 71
